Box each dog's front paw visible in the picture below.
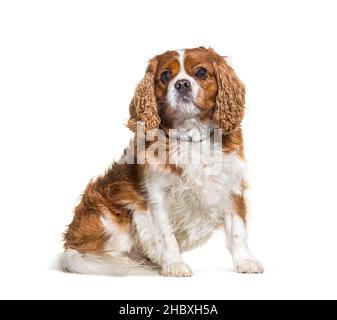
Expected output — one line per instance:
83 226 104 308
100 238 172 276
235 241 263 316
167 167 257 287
161 263 193 277
234 259 264 274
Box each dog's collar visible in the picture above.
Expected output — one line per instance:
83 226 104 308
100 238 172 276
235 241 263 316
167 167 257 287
161 127 214 143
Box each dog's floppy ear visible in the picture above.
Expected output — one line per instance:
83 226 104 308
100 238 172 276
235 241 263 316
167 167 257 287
127 59 160 133
211 50 245 134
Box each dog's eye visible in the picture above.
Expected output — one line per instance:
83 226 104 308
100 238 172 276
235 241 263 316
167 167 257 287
161 70 171 83
195 67 207 79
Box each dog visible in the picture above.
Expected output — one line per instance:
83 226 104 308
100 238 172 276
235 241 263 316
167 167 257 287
61 47 263 276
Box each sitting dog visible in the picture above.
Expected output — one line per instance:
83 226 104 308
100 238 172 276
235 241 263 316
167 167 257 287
61 47 263 276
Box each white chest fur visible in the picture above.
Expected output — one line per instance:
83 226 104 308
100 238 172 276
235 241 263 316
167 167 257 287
145 139 246 251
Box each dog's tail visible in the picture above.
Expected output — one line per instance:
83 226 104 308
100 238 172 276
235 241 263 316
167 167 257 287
58 249 158 276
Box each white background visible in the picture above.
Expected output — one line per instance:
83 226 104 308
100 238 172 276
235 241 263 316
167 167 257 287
1 0 337 300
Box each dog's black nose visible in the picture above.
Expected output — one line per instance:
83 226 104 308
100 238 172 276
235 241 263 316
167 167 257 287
175 79 191 93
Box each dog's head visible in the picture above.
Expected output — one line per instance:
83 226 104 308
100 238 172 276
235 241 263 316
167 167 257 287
128 47 245 134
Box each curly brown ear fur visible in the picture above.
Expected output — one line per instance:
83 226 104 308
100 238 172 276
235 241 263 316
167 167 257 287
211 50 245 134
127 59 160 133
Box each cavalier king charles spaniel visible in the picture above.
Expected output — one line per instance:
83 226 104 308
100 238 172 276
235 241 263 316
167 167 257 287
61 47 263 276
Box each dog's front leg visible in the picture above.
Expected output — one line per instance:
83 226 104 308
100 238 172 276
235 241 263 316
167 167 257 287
225 194 264 274
133 194 192 277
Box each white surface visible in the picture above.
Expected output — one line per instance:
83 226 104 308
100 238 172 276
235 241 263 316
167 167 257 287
1 0 337 300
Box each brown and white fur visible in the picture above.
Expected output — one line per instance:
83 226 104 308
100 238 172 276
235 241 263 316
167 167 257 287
61 47 263 276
